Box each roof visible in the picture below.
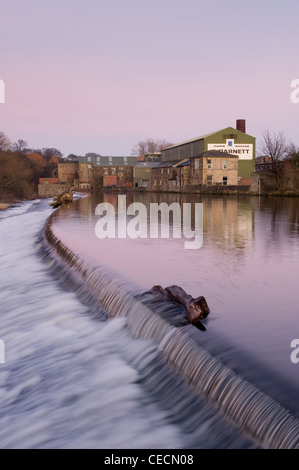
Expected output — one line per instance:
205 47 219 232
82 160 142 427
173 158 190 167
78 156 138 166
197 150 239 158
163 126 255 150
153 159 190 168
134 162 161 168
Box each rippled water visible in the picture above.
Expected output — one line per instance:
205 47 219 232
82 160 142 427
0 198 254 449
52 193 299 415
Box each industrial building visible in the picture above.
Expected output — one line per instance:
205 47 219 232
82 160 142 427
161 120 255 181
77 155 138 190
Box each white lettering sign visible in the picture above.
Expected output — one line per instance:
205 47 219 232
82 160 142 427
208 139 253 160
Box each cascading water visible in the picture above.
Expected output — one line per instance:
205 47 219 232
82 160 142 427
0 198 254 449
42 197 299 449
1 196 299 449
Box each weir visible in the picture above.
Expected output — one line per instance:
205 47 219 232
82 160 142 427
42 207 299 449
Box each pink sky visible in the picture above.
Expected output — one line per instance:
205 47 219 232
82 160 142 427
0 0 298 156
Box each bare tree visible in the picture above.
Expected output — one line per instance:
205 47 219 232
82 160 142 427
258 130 289 187
285 142 299 189
11 139 28 153
131 138 173 156
0 131 11 151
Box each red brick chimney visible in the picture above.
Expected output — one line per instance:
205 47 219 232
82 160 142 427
236 119 246 133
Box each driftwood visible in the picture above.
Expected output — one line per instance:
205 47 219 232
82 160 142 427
50 190 73 208
150 285 210 330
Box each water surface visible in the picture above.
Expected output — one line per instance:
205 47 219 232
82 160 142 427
52 192 299 414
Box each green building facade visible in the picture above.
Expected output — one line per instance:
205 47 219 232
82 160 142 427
161 126 256 179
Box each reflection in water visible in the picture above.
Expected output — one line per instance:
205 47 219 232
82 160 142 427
53 193 299 416
0 199 256 449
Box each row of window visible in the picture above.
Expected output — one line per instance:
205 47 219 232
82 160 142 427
154 176 228 186
207 176 228 185
194 159 228 170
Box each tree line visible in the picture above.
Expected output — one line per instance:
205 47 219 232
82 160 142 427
0 131 64 202
258 129 299 188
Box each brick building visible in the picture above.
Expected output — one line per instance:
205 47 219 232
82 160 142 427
77 156 138 190
190 150 238 187
58 162 79 184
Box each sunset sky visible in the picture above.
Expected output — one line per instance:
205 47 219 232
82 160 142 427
0 0 298 156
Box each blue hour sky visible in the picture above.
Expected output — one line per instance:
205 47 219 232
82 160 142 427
0 0 298 156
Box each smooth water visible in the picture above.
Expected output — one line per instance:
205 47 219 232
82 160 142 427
0 198 255 449
52 193 299 415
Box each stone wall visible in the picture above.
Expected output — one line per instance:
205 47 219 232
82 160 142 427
58 163 79 183
38 183 71 198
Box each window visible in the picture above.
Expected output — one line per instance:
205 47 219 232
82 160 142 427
195 159 200 170
207 175 213 185
222 176 228 186
161 169 164 174
87 156 91 162
207 159 212 169
223 160 228 170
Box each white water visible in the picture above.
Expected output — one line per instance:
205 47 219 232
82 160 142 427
0 200 187 449
0 199 250 449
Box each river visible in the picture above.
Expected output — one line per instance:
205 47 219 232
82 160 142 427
0 193 299 449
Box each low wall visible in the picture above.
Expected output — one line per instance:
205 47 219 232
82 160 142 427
38 183 71 198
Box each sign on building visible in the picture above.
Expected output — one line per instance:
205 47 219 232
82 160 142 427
208 139 253 160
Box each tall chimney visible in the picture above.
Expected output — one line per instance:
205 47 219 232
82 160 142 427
236 119 246 133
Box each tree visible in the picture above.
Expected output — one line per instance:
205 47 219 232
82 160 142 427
258 130 289 188
0 150 35 200
0 131 11 151
285 142 299 190
85 152 102 158
131 138 173 157
11 139 28 153
40 148 63 160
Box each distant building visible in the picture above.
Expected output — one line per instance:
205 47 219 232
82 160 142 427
58 162 79 184
190 151 238 187
148 151 238 191
77 155 139 190
133 162 161 188
161 120 255 181
148 160 190 192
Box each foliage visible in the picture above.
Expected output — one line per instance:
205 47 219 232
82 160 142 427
0 131 11 151
0 151 36 200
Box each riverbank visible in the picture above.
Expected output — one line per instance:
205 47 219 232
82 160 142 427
0 203 11 210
